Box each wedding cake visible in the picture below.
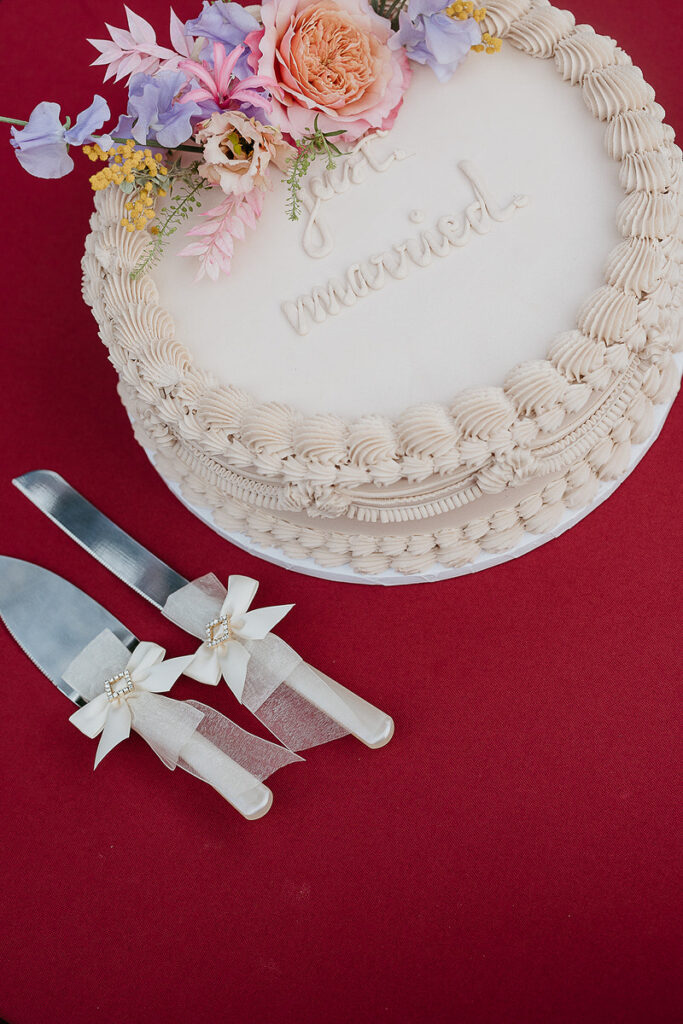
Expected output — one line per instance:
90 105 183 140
82 0 682 576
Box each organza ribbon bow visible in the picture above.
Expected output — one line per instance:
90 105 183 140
178 574 293 700
64 628 302 817
163 574 395 751
68 638 193 767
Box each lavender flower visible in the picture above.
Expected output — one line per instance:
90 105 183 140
185 1 260 78
115 71 200 148
10 96 112 178
390 0 481 83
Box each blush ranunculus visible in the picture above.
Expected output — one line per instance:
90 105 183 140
195 110 294 196
256 0 411 141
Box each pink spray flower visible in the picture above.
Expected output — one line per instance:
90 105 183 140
178 42 283 118
88 6 199 84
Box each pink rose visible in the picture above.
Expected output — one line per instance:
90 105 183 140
256 0 411 141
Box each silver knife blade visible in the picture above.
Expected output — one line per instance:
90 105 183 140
0 556 138 705
13 470 188 611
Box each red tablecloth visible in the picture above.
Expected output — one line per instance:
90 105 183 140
1 2 681 1022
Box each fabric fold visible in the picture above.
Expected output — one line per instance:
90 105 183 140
163 574 394 751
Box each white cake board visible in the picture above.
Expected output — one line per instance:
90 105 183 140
146 361 680 586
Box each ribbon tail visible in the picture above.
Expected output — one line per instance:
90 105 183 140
219 642 251 703
127 691 297 819
69 692 109 739
93 701 132 768
128 691 203 771
184 643 223 685
177 701 302 820
142 654 195 693
244 636 394 751
236 604 294 640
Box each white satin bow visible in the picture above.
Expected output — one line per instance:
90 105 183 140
69 642 193 768
183 575 293 701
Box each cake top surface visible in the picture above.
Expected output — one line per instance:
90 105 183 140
154 43 622 419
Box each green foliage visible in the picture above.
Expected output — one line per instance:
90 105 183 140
130 163 209 280
283 116 345 222
370 0 408 27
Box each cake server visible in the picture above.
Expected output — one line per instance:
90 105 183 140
0 556 301 819
14 470 394 751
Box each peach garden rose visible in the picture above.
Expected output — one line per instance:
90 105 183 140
255 0 411 142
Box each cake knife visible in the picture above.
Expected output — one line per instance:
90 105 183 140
0 556 301 818
13 470 394 750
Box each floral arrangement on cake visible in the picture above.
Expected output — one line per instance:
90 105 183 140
3 1 500 281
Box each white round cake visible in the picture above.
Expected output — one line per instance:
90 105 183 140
83 0 682 577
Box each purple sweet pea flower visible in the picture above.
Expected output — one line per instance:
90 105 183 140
115 70 200 148
10 96 112 179
10 102 73 178
185 1 260 79
391 0 481 83
66 95 113 146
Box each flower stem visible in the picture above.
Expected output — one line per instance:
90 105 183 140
108 135 201 154
0 116 29 126
155 175 206 235
385 0 408 23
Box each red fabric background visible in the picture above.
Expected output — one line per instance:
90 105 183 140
0 2 681 1022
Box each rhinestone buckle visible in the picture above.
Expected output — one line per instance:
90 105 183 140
104 669 134 702
205 615 233 649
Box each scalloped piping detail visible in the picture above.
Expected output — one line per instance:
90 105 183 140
481 0 533 39
617 189 679 239
582 64 656 122
554 27 630 85
605 107 673 160
619 147 677 193
578 286 639 343
128 340 679 573
506 4 575 60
